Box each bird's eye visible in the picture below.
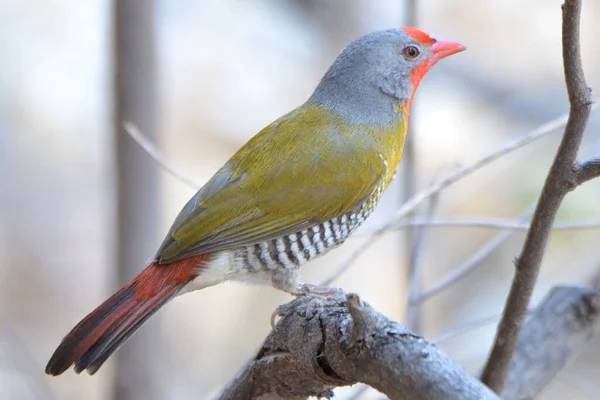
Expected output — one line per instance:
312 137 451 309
403 46 420 59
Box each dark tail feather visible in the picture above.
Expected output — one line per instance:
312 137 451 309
45 257 205 376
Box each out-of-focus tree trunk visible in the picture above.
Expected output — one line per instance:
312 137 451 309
112 1 162 399
402 0 422 333
0 114 7 296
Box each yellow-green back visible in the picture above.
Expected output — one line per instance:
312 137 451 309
157 103 407 263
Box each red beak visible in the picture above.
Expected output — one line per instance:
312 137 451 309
430 40 466 65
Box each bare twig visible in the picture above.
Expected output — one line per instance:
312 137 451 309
433 307 535 345
481 0 594 392
357 218 600 233
574 157 600 185
123 122 202 189
320 104 598 286
437 286 600 398
219 294 499 400
434 312 507 345
413 204 536 305
406 193 440 331
503 286 600 400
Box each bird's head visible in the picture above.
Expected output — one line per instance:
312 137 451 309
392 27 466 104
311 27 465 121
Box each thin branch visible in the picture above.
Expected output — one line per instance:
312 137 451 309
574 157 600 185
437 286 600 399
433 312 507 345
412 203 537 305
320 104 598 286
481 0 594 393
355 217 600 234
406 193 440 331
433 307 535 345
398 218 600 231
219 294 499 400
123 122 202 189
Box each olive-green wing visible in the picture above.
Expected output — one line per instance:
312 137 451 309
156 105 385 263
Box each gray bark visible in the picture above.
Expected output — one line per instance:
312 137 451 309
219 293 499 400
220 285 600 400
503 286 600 400
481 0 595 391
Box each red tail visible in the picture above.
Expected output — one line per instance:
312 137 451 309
45 255 208 376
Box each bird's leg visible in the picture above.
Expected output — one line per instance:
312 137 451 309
270 268 299 328
269 269 344 328
271 268 301 293
270 283 344 328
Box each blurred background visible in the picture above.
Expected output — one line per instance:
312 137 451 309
1 0 600 399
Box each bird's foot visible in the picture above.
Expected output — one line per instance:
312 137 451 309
294 283 344 298
271 284 340 328
270 283 343 329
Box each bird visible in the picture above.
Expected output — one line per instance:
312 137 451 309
45 26 465 376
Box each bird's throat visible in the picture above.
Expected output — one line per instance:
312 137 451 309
407 63 431 110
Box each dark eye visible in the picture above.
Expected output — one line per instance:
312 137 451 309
403 45 420 59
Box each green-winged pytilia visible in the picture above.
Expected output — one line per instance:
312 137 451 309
46 27 465 376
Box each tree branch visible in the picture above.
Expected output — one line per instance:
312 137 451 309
219 294 499 400
218 284 600 399
433 308 534 346
574 157 600 185
434 284 600 399
503 286 600 400
373 217 600 233
412 203 536 305
406 193 440 331
481 0 594 393
123 122 202 189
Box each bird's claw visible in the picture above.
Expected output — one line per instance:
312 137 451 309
270 305 284 329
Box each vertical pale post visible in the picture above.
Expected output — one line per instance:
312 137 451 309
401 0 422 331
113 1 163 399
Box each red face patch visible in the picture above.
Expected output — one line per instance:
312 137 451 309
410 63 430 90
406 62 430 110
400 27 435 46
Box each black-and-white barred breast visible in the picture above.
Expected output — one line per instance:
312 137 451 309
235 182 385 273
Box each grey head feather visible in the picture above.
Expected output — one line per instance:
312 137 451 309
308 28 434 126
